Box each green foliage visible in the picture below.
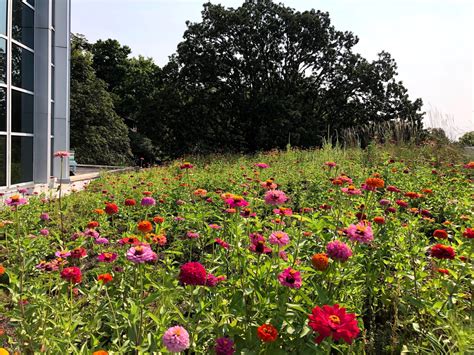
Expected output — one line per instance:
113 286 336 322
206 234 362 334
70 34 132 166
458 131 474 147
0 145 472 353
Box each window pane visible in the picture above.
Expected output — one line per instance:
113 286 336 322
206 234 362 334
0 0 6 35
0 87 5 131
12 0 35 49
12 90 34 133
0 38 6 83
0 135 5 186
11 135 33 184
12 44 34 91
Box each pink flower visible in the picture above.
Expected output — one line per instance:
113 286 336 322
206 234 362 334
55 250 71 258
39 229 49 236
326 240 352 262
224 195 249 208
249 233 272 254
215 238 230 249
141 197 156 206
186 231 200 239
264 190 288 205
324 162 337 168
341 186 362 195
209 224 222 230
162 326 190 353
126 245 157 263
97 252 117 262
206 274 226 287
255 162 269 169
4 195 28 207
345 222 374 244
94 237 109 245
268 231 290 246
278 267 302 289
54 151 70 158
273 207 293 216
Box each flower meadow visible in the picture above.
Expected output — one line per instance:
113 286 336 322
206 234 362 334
0 146 473 354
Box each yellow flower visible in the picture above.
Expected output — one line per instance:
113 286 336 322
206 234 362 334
0 348 10 355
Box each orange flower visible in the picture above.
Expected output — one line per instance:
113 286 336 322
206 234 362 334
97 273 113 284
311 253 329 271
193 189 207 197
137 220 153 233
92 351 108 355
365 177 385 189
404 191 421 199
0 265 5 276
94 208 105 215
87 221 99 229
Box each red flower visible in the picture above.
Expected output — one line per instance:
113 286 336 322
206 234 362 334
98 273 113 284
153 216 165 224
433 229 448 239
125 198 136 206
87 221 99 229
69 247 87 259
257 324 278 342
430 244 456 259
437 268 449 275
104 203 119 215
179 262 207 286
61 267 82 284
373 216 385 225
463 228 474 239
308 304 360 344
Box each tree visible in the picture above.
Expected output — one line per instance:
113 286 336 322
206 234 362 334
137 0 423 157
70 34 132 165
458 131 474 146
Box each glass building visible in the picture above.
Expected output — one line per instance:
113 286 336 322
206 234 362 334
0 0 70 190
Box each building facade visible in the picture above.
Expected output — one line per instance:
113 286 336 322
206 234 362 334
0 0 70 191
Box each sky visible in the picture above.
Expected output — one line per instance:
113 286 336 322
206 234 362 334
71 0 473 139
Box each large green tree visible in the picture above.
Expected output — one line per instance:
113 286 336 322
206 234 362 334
137 0 423 157
70 34 132 165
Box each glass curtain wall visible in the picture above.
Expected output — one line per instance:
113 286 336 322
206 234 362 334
0 0 35 187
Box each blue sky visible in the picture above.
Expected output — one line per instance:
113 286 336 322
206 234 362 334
71 0 473 138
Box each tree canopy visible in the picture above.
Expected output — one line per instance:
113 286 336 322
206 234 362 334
71 1 425 162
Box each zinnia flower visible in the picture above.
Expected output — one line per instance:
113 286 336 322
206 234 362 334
249 233 272 254
365 177 384 189
97 252 117 262
162 326 190 353
126 245 157 263
54 151 70 158
97 273 113 284
345 222 373 244
104 203 119 215
118 236 140 245
311 253 329 271
224 194 249 208
255 162 269 169
430 244 455 259
215 238 230 249
186 231 200 239
268 231 290 246
433 229 448 239
278 267 302 289
137 220 153 233
462 228 474 239
341 186 362 195
69 247 87 259
326 241 352 262
0 265 5 276
257 324 278 342
124 198 136 206
264 190 288 205
214 337 235 355
180 162 194 169
179 262 207 286
4 194 28 207
141 197 156 206
308 304 360 344
40 212 50 221
60 267 82 284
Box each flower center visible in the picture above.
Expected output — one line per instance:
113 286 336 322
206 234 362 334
135 246 144 255
329 315 340 324
11 195 20 202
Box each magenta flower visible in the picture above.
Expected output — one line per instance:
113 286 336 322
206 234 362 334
162 326 190 353
97 252 117 262
40 212 50 221
254 162 269 169
278 267 302 289
249 233 272 254
268 231 290 246
345 222 374 244
55 250 71 258
94 237 109 245
186 231 200 239
224 195 249 208
4 195 28 207
341 186 362 195
215 238 230 249
326 240 352 262
264 190 288 205
141 197 156 206
215 337 236 355
379 199 391 206
209 223 222 230
205 274 226 287
39 229 49 236
126 245 157 263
